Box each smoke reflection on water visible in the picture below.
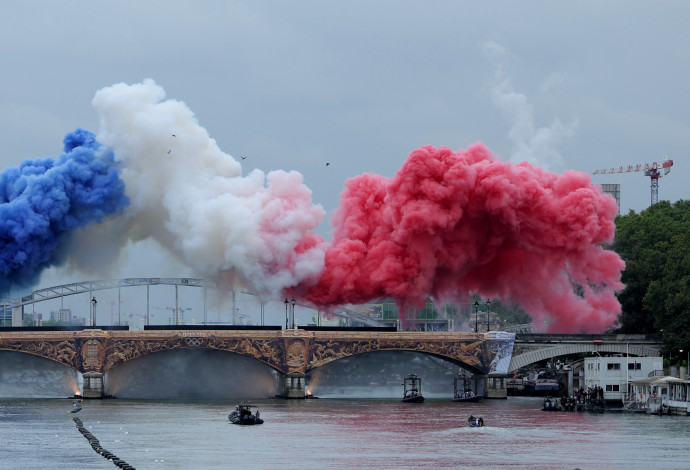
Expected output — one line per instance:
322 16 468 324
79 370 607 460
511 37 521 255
0 351 80 398
307 351 462 399
105 349 278 399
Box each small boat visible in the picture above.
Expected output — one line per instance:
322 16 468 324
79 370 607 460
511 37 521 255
228 404 264 425
467 415 484 427
452 375 482 403
559 395 578 411
507 373 535 396
541 396 561 411
534 370 560 396
453 391 482 403
401 373 424 403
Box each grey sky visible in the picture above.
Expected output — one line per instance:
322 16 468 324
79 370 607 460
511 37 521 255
2 1 689 324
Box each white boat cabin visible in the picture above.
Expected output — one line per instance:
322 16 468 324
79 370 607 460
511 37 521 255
629 375 690 415
584 356 663 402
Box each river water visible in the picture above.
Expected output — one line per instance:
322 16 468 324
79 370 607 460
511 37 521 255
2 395 689 470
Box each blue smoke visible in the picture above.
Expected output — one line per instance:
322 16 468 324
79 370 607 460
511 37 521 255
0 129 129 296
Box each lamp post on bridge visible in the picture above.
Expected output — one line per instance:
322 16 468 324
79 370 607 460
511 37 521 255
474 300 479 333
290 297 296 329
284 298 289 329
91 296 97 328
486 299 491 332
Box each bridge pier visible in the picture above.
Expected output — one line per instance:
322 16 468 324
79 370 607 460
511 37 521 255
485 374 508 399
82 372 105 398
279 373 306 399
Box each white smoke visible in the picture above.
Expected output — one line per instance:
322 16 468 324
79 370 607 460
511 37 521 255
482 41 577 172
67 80 326 300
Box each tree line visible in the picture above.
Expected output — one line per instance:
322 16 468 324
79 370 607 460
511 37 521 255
613 199 690 359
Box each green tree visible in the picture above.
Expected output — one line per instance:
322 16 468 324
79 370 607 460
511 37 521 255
613 200 690 354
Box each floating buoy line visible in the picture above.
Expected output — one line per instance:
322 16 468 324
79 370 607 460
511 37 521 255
71 416 136 469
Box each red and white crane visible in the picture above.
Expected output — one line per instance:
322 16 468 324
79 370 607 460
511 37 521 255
593 157 674 205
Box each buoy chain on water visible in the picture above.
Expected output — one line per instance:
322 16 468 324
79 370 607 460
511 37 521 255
72 416 136 469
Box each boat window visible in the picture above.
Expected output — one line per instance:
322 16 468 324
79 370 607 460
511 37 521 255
627 362 641 370
605 384 620 392
607 363 621 370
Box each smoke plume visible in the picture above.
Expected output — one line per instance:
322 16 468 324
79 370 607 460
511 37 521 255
299 144 624 332
82 80 327 300
1 80 625 332
0 129 127 296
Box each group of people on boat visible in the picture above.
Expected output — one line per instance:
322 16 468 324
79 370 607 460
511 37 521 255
229 404 264 425
580 385 604 403
467 415 484 427
457 390 475 399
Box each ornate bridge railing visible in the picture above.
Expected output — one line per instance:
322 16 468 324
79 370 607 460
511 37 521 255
0 329 514 376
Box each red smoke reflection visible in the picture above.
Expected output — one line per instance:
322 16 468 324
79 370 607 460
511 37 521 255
299 143 624 333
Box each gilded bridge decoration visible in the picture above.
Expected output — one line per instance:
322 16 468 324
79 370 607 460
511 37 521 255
0 330 515 376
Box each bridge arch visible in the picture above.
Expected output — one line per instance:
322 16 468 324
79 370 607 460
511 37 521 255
0 347 80 373
509 343 659 372
306 348 486 376
103 347 280 398
0 336 81 372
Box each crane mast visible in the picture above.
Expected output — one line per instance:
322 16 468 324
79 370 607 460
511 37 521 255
593 158 674 206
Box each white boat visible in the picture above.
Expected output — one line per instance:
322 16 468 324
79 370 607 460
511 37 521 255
627 376 689 415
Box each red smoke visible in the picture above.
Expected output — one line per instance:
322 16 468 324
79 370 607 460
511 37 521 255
299 143 624 333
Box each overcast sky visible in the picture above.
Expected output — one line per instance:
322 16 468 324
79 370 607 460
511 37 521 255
2 1 689 324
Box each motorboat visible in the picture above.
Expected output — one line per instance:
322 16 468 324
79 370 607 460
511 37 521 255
467 415 484 427
453 391 482 403
559 395 578 411
452 375 481 402
507 373 535 396
541 396 560 411
229 404 264 425
534 370 560 395
401 373 424 403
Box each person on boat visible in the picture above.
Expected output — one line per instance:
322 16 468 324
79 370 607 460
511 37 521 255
478 416 484 426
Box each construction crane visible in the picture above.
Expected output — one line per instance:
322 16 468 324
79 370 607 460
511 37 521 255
154 306 191 325
593 157 674 206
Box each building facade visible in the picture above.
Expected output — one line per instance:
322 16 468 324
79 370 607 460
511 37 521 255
584 356 662 401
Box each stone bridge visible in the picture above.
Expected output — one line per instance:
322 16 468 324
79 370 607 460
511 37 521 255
0 329 663 398
511 333 662 372
0 328 515 398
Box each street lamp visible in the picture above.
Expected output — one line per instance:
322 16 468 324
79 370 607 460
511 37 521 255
680 349 687 369
284 298 289 329
91 297 97 328
486 299 491 332
291 297 296 329
474 300 479 333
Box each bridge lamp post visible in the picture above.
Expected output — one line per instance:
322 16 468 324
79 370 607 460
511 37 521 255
91 297 97 328
486 299 491 332
474 301 479 333
291 297 296 329
284 298 289 329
